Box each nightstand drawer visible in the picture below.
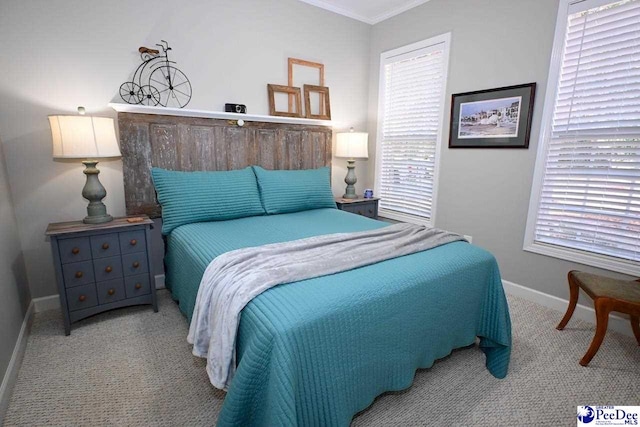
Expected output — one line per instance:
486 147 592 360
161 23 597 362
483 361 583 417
66 284 98 311
125 274 151 298
341 203 377 218
119 230 146 255
122 252 148 276
335 197 379 220
96 279 125 305
93 256 123 281
59 237 92 264
62 260 95 288
90 233 121 259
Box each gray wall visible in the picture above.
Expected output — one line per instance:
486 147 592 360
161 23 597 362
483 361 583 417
1 0 631 304
367 0 633 302
0 0 371 298
0 135 31 399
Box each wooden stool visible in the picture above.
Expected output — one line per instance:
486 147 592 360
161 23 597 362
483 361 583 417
556 270 640 366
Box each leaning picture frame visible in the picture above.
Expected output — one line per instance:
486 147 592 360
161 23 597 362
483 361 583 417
449 83 536 148
267 84 303 118
303 84 331 120
288 58 325 115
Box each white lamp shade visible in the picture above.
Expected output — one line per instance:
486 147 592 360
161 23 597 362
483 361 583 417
335 131 368 160
49 115 121 159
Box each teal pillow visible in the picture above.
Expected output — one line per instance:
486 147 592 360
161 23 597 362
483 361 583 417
151 167 265 234
253 166 336 214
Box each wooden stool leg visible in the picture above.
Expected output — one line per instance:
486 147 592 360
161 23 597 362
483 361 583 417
557 271 580 330
631 316 640 346
580 298 611 367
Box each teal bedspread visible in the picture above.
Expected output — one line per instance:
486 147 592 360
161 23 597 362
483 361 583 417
165 209 511 427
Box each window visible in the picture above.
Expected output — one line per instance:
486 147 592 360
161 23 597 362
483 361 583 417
375 34 450 225
525 0 640 275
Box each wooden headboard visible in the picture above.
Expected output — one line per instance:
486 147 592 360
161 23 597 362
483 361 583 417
117 112 333 218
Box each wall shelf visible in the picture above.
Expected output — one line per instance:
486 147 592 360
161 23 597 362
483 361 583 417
108 103 333 127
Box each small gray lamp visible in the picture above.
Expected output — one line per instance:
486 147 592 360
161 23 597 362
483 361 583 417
336 128 368 199
49 110 121 224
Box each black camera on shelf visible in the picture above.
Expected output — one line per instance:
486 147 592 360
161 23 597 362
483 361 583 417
225 103 247 114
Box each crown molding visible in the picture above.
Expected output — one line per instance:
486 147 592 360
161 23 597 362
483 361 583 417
369 0 431 24
298 0 431 25
298 0 374 24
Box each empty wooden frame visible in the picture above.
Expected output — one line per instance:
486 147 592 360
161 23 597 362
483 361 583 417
288 58 325 114
303 84 331 120
268 84 302 118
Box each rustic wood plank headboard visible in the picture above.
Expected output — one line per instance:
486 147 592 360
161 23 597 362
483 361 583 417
117 112 333 218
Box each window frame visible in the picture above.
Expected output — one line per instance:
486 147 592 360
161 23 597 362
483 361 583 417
374 33 451 226
523 0 640 276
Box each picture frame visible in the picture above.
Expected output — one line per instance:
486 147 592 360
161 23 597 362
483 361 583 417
303 84 331 120
288 58 325 114
267 84 302 118
449 83 536 148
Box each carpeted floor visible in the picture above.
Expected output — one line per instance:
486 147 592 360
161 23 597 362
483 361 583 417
4 290 639 426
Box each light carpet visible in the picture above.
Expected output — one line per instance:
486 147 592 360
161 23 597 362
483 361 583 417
4 290 639 426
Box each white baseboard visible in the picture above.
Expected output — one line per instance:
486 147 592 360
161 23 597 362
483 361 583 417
32 294 60 313
502 279 632 338
0 302 34 423
155 274 166 289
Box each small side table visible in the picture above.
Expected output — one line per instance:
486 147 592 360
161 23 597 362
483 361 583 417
46 215 158 335
335 197 379 219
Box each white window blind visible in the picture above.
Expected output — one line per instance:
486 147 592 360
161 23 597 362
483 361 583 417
376 35 449 224
528 0 640 269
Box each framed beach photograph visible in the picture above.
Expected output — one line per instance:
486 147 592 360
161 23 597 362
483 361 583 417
449 83 536 148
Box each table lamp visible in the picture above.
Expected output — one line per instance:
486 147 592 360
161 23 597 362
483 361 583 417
336 128 368 199
49 112 121 224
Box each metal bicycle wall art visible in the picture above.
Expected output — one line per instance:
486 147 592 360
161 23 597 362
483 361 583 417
119 40 192 108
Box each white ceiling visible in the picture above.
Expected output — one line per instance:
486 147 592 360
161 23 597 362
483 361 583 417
297 0 431 25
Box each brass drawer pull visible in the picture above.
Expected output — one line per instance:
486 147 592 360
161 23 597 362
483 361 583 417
78 295 86 302
72 247 80 255
107 288 115 296
102 242 110 250
105 266 113 273
130 239 137 246
132 261 140 268
75 271 83 278
135 283 142 290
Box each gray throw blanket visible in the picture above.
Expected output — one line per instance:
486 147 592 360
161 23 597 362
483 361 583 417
187 222 466 389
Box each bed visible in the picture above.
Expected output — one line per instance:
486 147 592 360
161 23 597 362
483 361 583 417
164 207 510 426
117 112 511 427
